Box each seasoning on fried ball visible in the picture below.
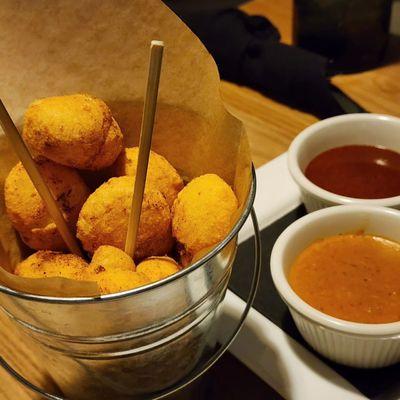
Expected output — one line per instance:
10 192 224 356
88 118 123 170
172 174 238 265
15 251 88 280
22 94 123 170
77 176 173 259
136 256 180 282
4 161 90 251
87 245 135 275
114 147 184 207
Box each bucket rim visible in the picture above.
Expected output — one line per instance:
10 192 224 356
0 166 256 304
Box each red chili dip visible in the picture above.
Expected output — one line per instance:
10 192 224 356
305 145 400 199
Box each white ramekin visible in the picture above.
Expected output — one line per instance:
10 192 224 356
288 114 400 212
271 205 400 368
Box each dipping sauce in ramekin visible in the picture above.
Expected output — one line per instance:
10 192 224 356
305 145 400 199
289 233 400 324
288 114 400 212
271 205 400 368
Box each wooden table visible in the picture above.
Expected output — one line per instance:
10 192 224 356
1 1 400 398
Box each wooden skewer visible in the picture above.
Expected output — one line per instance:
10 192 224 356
125 40 164 258
0 99 84 257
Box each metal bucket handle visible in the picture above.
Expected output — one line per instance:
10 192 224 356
0 208 262 400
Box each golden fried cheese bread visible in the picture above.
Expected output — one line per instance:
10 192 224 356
84 245 148 294
22 94 123 170
93 269 150 295
15 251 88 280
77 176 173 259
87 245 135 274
114 147 184 207
136 256 180 282
4 161 89 250
172 174 238 265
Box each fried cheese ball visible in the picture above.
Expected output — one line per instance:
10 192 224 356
87 245 135 275
15 251 88 280
93 269 150 295
136 256 180 283
172 174 238 265
114 147 184 207
84 245 148 294
77 176 173 259
22 94 123 170
4 161 90 251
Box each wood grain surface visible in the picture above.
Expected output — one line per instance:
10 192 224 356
1 1 400 398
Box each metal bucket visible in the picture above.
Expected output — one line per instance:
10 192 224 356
0 170 257 399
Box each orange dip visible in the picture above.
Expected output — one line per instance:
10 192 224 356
305 145 400 199
289 234 400 324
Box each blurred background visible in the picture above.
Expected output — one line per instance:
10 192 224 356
164 0 400 166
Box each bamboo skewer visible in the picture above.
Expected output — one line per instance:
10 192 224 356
125 40 164 258
0 100 84 257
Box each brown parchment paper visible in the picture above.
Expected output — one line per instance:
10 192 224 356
0 0 252 297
